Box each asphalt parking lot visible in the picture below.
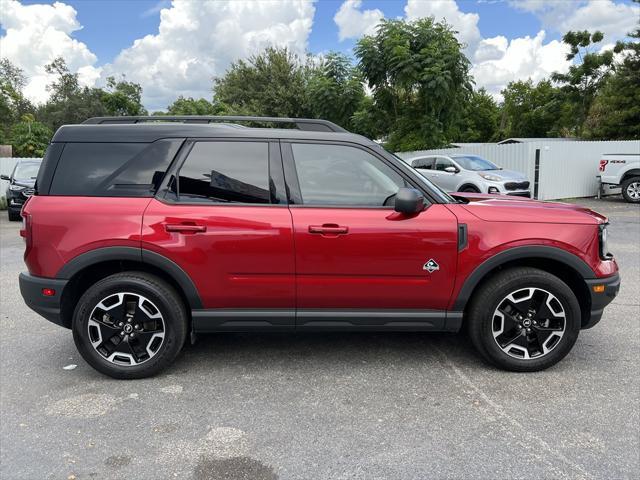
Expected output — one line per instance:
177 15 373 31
1 196 638 480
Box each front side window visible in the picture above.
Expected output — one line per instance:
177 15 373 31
291 143 406 207
176 141 270 203
412 157 435 170
435 158 454 171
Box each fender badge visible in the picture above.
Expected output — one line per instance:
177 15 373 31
423 259 440 273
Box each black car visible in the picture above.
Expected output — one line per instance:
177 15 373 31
2 158 42 221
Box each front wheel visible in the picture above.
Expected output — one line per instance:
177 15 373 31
466 267 581 372
72 272 188 379
621 176 640 203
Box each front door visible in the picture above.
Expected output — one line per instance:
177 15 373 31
283 141 459 329
142 139 295 330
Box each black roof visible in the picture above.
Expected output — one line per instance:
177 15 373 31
52 116 371 145
52 123 371 144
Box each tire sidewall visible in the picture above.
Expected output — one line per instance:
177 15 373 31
476 273 581 371
622 177 640 204
72 274 186 379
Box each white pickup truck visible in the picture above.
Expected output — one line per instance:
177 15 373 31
599 153 640 203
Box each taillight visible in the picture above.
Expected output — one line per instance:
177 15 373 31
20 212 32 254
598 159 608 172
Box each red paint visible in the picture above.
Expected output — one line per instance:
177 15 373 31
22 193 618 311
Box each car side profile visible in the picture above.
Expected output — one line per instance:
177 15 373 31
410 154 531 197
2 158 41 221
19 116 619 379
598 153 640 203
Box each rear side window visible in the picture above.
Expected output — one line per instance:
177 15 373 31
174 141 270 204
49 139 182 196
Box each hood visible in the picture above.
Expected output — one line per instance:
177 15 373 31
475 169 527 181
12 178 36 188
452 192 607 225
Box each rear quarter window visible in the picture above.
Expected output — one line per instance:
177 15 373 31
49 139 183 197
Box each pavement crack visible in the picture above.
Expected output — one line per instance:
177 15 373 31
432 341 595 480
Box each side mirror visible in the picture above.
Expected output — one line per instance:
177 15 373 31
444 166 458 174
0 175 10 181
394 188 425 214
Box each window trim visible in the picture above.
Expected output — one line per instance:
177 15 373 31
156 137 287 207
281 139 432 209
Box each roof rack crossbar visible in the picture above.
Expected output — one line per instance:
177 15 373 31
82 116 347 133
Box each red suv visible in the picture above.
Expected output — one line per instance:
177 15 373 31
19 116 620 379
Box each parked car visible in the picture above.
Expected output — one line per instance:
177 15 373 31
1 158 41 221
410 154 531 197
598 153 640 203
19 116 619 379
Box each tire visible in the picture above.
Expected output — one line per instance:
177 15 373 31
466 267 581 372
72 272 188 379
621 176 640 203
8 209 21 221
460 185 480 193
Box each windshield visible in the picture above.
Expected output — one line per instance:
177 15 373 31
14 162 41 179
453 155 499 171
384 150 457 203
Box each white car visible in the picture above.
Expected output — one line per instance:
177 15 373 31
409 154 531 197
599 153 640 203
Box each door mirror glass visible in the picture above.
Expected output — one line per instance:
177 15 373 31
394 188 425 214
444 166 458 174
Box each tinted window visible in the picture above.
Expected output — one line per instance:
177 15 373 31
435 158 454 171
291 143 406 207
412 157 435 170
50 140 181 196
176 141 270 203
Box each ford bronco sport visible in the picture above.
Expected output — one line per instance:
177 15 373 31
19 116 620 379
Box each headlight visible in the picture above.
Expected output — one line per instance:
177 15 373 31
599 224 612 259
479 173 502 182
9 184 24 191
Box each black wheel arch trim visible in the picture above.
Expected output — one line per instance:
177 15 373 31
452 245 596 311
55 246 203 309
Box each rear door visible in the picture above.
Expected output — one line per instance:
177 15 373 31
283 141 458 329
142 139 295 330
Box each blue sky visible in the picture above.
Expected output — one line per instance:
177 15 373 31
2 0 638 110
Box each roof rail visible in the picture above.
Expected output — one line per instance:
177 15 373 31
82 115 347 133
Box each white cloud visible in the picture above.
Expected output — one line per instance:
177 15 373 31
103 0 315 111
334 0 384 41
472 31 570 97
509 0 639 42
0 0 100 104
404 0 481 50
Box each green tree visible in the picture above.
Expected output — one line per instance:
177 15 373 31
37 57 107 132
307 52 365 131
167 96 219 115
101 76 147 116
10 114 52 157
551 30 623 135
585 10 640 139
213 47 312 118
498 79 568 139
355 18 472 151
454 88 499 142
0 58 34 143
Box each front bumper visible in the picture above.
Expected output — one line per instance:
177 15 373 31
19 272 69 328
583 273 621 329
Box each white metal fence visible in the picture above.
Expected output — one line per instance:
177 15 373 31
396 140 640 200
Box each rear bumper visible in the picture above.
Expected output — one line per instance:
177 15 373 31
19 272 69 328
583 273 621 329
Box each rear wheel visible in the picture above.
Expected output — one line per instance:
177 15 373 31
72 272 187 379
467 267 581 372
621 176 640 203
